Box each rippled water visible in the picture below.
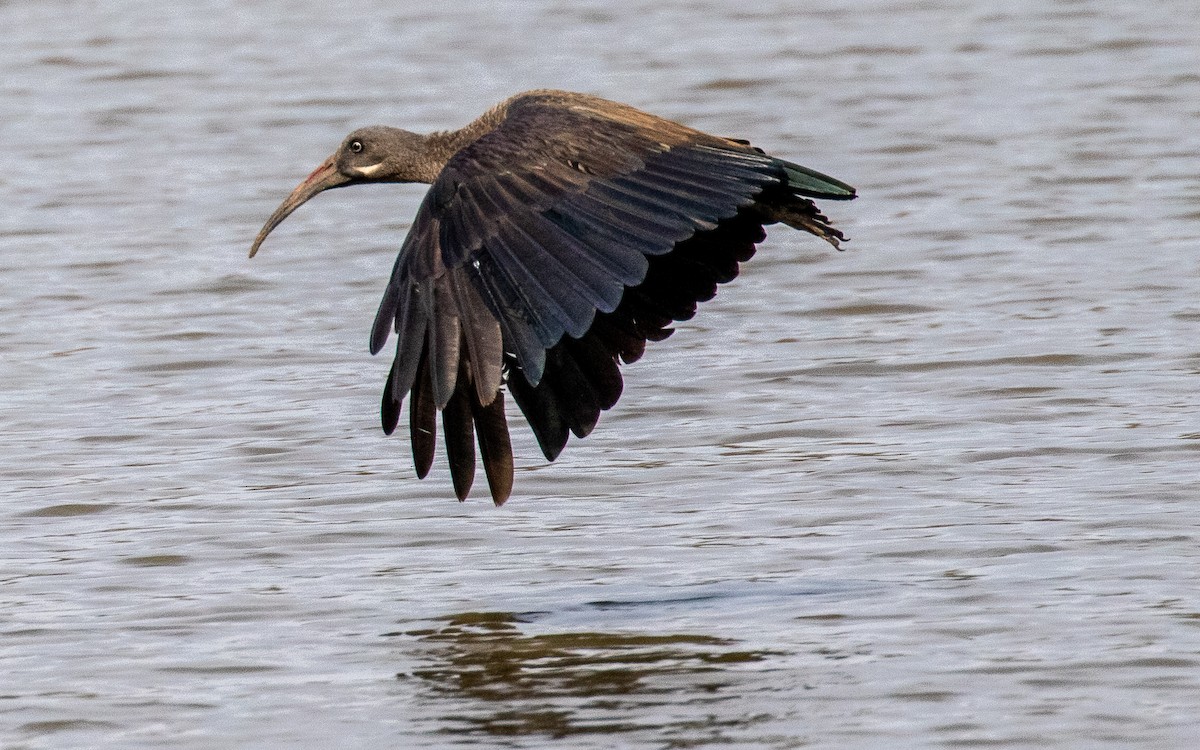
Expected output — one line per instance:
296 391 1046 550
3 0 1200 747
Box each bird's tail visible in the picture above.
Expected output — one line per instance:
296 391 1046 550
778 158 857 201
757 157 855 249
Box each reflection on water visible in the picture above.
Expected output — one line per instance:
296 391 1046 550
398 612 771 740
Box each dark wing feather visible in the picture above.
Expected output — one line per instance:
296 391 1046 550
370 91 854 502
471 391 514 504
448 268 503 404
510 207 768 462
408 348 437 479
440 363 476 501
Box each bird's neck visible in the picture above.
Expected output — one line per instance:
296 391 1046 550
416 131 467 180
417 107 507 182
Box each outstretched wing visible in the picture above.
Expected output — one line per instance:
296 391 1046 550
369 91 854 503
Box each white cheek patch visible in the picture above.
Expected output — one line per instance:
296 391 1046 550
355 162 384 177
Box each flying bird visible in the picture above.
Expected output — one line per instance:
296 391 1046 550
250 89 855 505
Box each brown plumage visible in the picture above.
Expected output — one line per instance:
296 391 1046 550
250 90 856 505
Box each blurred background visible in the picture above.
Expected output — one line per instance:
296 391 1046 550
2 1 1198 747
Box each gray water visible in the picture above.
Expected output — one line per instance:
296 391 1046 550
3 0 1199 747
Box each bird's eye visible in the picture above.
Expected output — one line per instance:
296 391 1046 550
348 140 363 154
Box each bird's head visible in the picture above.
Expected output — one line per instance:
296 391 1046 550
249 126 428 257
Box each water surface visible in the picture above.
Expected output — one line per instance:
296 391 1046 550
2 1 1199 747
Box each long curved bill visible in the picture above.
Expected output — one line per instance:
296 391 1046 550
249 154 351 258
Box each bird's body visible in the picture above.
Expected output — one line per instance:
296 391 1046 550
251 90 855 504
